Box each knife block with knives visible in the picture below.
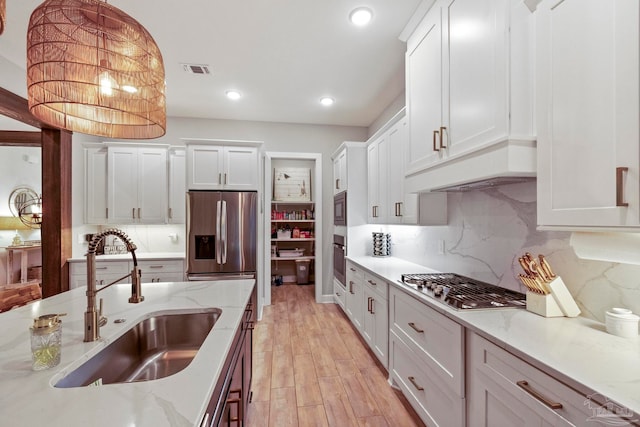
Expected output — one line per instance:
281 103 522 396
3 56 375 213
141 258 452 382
517 253 581 318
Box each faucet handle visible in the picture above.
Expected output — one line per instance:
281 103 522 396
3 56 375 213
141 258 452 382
128 266 144 303
98 298 107 327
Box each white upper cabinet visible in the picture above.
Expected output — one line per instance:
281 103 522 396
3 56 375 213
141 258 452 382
107 146 168 224
367 134 387 223
84 145 108 224
403 0 536 192
187 144 259 190
536 0 640 230
167 147 186 224
333 149 347 194
367 110 447 225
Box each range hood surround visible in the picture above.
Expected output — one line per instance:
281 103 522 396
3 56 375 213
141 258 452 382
405 139 536 193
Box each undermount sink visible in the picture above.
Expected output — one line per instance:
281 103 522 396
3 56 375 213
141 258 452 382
55 308 222 388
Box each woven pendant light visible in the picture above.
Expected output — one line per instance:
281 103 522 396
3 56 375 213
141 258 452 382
26 0 166 139
0 0 5 35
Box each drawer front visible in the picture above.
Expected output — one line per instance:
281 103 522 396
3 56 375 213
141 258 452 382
346 261 364 283
70 273 132 289
70 261 130 276
467 331 611 426
390 331 464 427
363 272 388 300
141 272 185 283
390 286 464 396
138 259 184 273
333 279 347 311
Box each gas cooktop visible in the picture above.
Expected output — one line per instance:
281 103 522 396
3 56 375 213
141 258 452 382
399 273 526 310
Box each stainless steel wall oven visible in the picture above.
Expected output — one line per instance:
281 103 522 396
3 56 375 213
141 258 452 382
333 234 346 286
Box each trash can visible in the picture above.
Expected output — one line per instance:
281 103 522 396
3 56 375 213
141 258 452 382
295 259 310 285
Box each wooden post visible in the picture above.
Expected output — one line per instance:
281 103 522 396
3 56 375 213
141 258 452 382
41 128 72 297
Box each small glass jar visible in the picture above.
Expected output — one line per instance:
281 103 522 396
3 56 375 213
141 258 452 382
30 313 64 371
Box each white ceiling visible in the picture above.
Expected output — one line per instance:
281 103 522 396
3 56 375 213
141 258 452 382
0 0 422 128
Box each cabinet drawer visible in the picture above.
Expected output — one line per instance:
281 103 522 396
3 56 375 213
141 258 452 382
466 331 618 426
346 261 364 282
389 287 464 396
70 261 130 276
333 279 346 311
138 259 184 274
390 331 464 427
141 272 185 283
363 272 387 300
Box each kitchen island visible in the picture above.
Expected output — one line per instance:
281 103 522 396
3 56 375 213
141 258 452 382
0 279 254 427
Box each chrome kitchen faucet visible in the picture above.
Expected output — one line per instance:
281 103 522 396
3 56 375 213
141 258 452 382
84 229 144 342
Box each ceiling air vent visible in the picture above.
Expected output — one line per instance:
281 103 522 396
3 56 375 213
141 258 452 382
182 64 211 75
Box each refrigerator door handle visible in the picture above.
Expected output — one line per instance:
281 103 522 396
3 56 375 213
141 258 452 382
221 200 228 264
216 200 222 264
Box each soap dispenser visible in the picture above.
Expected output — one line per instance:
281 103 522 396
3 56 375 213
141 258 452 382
30 313 65 370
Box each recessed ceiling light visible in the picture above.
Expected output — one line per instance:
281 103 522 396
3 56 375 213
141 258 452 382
226 90 241 100
349 7 373 26
320 97 335 106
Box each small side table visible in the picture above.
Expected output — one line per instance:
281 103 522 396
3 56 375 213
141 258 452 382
5 244 42 284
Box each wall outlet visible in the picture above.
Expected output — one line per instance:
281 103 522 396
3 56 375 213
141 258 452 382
77 233 85 244
438 239 445 255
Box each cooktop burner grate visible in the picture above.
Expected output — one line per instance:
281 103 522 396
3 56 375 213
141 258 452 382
400 273 526 309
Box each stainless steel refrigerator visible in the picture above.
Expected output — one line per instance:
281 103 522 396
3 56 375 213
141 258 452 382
186 191 257 280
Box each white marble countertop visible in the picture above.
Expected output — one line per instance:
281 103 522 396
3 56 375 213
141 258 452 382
0 279 254 427
348 256 640 416
67 252 185 262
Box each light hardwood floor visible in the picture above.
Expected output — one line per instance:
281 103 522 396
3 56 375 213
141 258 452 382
246 283 426 427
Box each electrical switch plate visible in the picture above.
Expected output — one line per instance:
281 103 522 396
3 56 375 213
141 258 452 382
438 239 445 255
77 233 85 244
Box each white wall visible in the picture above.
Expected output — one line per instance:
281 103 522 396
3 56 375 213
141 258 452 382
70 116 368 299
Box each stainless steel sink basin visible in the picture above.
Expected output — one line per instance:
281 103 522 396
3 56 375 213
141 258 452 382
55 308 222 388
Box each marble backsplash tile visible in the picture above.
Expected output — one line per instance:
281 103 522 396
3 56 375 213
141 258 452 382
381 181 640 322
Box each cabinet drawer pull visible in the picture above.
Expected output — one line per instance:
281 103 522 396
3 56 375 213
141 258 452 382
439 126 447 149
336 292 341 297
168 207 172 219
616 167 629 207
367 279 376 286
370 298 375 314
224 173 228 185
149 265 163 269
96 266 108 270
350 267 356 272
408 322 424 333
349 281 354 294
433 130 440 152
138 207 141 219
367 297 372 312
218 173 222 184
132 208 135 219
408 376 424 391
336 178 339 190
516 380 563 410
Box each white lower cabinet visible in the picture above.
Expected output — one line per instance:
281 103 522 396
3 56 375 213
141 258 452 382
69 258 185 289
333 278 346 311
466 331 610 427
138 259 185 283
389 285 464 426
390 331 465 427
342 262 389 368
69 260 131 290
345 270 365 332
362 273 388 368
